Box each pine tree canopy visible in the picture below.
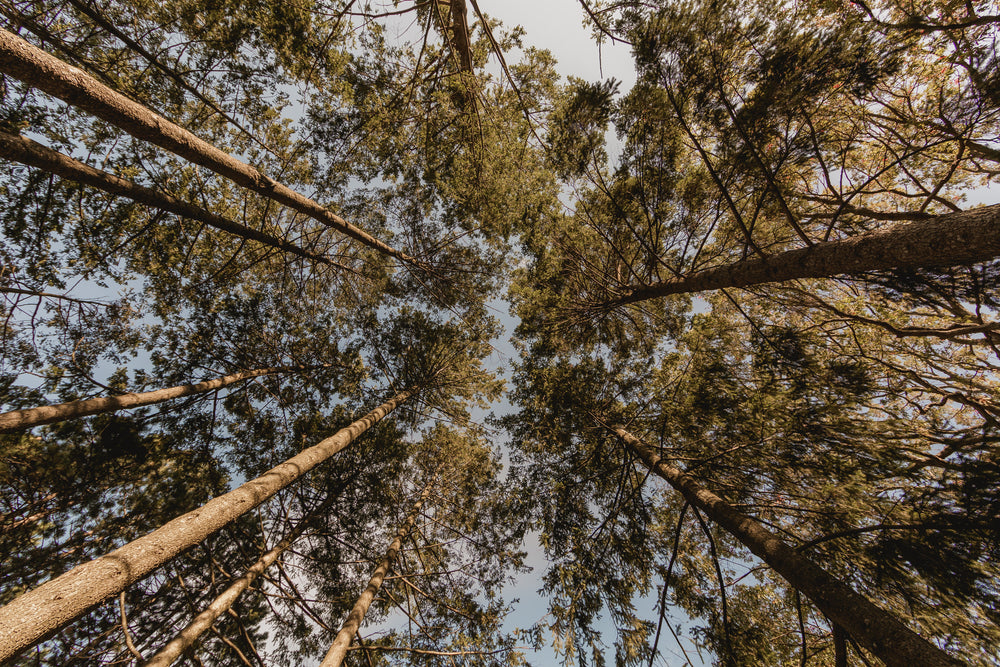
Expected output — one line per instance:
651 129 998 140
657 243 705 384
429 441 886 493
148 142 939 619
0 0 998 665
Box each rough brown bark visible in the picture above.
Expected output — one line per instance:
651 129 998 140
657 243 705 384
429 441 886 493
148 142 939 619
0 130 346 270
607 204 1000 307
144 496 335 667
0 366 290 433
449 0 473 73
610 424 963 667
320 476 436 667
0 29 420 267
0 389 413 664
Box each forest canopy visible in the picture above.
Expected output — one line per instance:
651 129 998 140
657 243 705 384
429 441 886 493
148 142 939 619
0 0 998 665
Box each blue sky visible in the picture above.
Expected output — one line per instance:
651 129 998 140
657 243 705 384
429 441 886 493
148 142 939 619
462 6 707 665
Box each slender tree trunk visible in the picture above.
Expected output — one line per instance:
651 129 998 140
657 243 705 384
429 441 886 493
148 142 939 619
0 389 414 664
0 365 301 432
603 204 1000 307
449 0 473 73
143 495 336 667
320 476 436 667
609 424 963 667
0 29 420 267
0 131 344 270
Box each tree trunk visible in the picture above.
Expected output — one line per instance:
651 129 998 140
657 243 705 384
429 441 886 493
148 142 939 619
0 29 419 267
0 130 344 270
609 424 963 667
0 366 297 432
0 389 414 664
143 495 336 667
449 0 473 73
320 476 436 667
606 204 1000 307
833 624 848 667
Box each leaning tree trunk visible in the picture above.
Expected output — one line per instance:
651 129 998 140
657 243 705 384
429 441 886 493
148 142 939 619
0 29 420 267
143 494 337 667
0 365 308 432
0 131 345 270
0 389 414 664
602 204 1000 308
609 424 963 667
320 476 437 667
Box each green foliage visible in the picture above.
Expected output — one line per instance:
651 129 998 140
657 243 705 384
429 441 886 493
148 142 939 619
547 78 619 179
1 0 999 664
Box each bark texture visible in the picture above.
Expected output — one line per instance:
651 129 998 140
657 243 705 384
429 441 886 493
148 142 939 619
0 389 413 664
611 424 963 667
449 0 473 73
320 477 436 667
0 131 343 269
143 496 335 667
0 366 288 432
0 29 418 266
611 204 1000 305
